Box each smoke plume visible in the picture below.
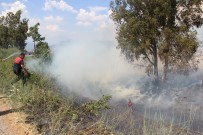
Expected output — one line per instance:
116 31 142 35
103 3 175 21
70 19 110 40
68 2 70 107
27 41 145 100
27 40 203 112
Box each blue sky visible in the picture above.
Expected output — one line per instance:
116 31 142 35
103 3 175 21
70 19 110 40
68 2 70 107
1 0 203 51
0 0 116 51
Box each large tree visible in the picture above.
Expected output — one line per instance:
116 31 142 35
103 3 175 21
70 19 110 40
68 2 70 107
15 18 29 50
0 10 28 51
110 0 203 84
159 26 199 81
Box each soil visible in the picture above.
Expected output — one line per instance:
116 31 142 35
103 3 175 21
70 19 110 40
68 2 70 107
0 95 40 135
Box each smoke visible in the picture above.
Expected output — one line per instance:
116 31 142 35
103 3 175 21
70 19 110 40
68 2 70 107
27 41 145 100
27 41 203 111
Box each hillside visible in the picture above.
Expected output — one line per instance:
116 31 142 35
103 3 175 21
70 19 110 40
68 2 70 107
0 48 113 135
0 48 203 135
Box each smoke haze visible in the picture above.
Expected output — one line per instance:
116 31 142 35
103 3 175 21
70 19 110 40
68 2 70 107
28 41 145 100
27 40 203 104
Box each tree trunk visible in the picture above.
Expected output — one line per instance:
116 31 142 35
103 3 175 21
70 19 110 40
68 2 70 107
163 56 168 82
34 41 36 51
153 44 159 85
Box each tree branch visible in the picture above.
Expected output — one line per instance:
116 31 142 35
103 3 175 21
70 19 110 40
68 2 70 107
144 52 154 65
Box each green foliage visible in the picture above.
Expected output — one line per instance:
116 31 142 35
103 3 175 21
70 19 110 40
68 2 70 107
0 48 19 93
27 23 45 50
159 26 199 75
28 23 45 42
34 41 52 62
81 95 112 116
28 23 52 62
15 18 28 51
0 48 18 59
110 0 202 82
176 0 203 28
0 10 28 51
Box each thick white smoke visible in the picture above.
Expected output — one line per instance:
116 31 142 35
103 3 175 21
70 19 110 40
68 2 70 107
28 41 145 100
49 41 145 99
27 40 203 105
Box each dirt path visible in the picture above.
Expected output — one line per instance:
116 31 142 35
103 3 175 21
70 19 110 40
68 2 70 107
0 95 39 135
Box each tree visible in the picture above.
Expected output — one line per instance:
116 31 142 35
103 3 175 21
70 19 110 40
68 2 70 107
34 41 51 62
159 26 199 81
28 23 51 62
0 10 28 51
5 11 21 48
0 25 9 48
159 0 202 81
15 18 29 51
110 0 203 84
28 23 45 50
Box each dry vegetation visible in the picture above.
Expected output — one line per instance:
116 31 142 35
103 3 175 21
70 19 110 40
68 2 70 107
0 48 113 135
0 48 202 135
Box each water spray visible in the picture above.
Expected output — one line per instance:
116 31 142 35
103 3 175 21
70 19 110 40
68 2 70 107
2 52 20 61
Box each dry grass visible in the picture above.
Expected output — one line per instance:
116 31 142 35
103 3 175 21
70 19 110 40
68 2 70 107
0 48 202 135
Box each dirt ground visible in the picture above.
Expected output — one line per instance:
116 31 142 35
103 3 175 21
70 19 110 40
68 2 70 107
0 95 40 135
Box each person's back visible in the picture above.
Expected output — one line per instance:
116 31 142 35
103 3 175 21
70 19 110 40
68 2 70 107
11 52 29 86
13 55 24 74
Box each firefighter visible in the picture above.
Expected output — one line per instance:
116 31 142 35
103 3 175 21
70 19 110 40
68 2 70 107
11 52 30 86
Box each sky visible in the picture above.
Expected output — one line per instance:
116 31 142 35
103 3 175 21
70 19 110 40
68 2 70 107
0 0 116 51
1 0 203 50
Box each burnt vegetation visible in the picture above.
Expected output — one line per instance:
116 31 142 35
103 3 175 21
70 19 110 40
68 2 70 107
1 0 203 134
